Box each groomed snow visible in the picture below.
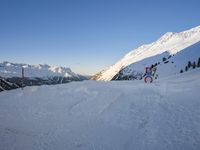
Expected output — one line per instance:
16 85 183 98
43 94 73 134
0 70 200 150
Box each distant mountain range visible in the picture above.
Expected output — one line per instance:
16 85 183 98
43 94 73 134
91 25 200 81
0 62 89 91
1 25 200 91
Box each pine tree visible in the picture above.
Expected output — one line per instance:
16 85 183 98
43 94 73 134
162 57 167 62
185 66 188 72
168 55 172 59
197 58 200 67
180 70 183 73
188 61 192 68
193 61 196 69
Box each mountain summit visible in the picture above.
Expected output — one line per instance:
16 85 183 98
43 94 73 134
92 25 200 81
0 62 88 91
0 61 79 78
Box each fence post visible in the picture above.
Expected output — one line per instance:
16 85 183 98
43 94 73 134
21 67 24 89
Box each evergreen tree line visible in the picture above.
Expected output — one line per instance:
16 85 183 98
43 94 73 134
180 57 200 73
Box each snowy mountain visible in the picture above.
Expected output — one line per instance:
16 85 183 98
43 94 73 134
94 25 200 81
112 42 200 80
0 62 88 91
0 61 79 78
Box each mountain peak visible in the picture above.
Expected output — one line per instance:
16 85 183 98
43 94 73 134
94 25 200 81
0 61 78 78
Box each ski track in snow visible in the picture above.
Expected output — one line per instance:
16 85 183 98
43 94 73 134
0 70 200 150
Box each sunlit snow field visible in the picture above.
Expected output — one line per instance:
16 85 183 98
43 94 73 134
0 69 200 150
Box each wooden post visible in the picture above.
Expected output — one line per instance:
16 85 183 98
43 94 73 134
22 67 24 79
21 67 24 89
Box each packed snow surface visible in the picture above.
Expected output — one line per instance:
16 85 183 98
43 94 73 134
0 70 200 150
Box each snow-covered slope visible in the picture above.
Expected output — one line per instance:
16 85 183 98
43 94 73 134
0 69 200 150
0 61 79 78
96 25 200 81
112 41 200 80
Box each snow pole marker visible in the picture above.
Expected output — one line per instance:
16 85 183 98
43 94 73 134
21 67 25 89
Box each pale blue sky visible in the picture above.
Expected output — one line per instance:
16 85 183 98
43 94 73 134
0 0 200 75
